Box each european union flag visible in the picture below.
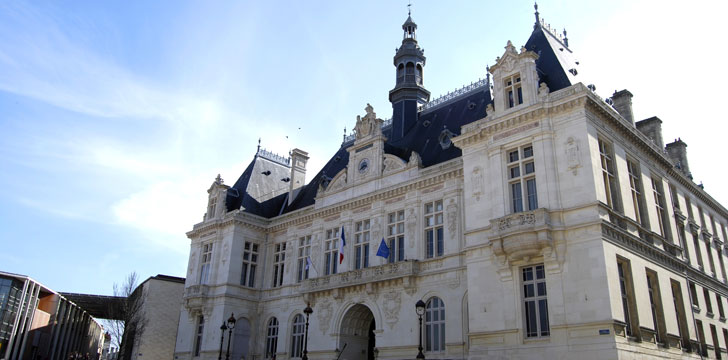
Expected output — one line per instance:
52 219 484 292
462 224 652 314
376 238 390 259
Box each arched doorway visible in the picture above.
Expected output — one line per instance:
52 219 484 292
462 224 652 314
339 304 375 360
231 317 250 360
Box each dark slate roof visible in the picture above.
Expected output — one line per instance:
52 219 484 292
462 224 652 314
525 25 578 93
235 24 577 219
226 155 289 218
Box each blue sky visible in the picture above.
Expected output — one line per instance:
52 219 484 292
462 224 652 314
1 0 727 295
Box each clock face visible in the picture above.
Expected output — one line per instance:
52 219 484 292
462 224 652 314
358 158 369 174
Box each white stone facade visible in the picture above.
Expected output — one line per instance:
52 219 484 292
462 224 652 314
174 12 728 360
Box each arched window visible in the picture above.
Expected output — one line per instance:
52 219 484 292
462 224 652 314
425 297 445 352
397 63 405 83
290 314 305 358
265 317 279 359
416 64 423 84
406 62 415 74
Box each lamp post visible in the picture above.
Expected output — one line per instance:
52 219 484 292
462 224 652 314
218 322 227 360
415 300 426 360
225 313 236 360
302 304 313 360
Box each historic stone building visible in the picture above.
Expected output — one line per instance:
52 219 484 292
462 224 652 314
174 6 728 360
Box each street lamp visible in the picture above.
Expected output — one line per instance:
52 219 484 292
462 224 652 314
415 300 426 360
302 304 313 360
225 313 236 360
218 322 227 360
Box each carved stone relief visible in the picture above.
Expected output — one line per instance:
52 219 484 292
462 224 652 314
188 251 197 275
538 82 550 99
565 137 581 175
446 198 458 237
382 291 402 329
471 166 484 201
317 299 333 334
382 154 406 175
328 169 348 192
408 151 422 168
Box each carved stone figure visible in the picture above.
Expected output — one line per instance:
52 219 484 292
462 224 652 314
447 199 458 236
355 103 378 139
486 103 494 117
538 82 550 98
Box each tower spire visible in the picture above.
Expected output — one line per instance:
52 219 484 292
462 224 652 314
534 2 541 30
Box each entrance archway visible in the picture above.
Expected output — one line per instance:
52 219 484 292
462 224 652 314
339 304 375 360
231 317 250 360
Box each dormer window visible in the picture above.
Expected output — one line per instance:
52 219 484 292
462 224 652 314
505 74 523 108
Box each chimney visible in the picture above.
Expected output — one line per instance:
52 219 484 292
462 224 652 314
611 90 634 125
666 138 691 178
635 116 664 149
288 148 309 205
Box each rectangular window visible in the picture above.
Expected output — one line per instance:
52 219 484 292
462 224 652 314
207 197 217 220
712 325 722 359
297 235 311 282
689 281 700 310
599 139 621 211
354 220 371 269
651 177 669 238
627 160 648 226
705 289 714 316
387 210 406 263
693 233 705 270
678 224 690 261
272 243 286 288
723 329 728 358
686 197 694 219
523 265 549 338
646 270 666 343
424 200 444 258
324 228 339 275
199 243 213 285
671 280 690 351
697 320 707 357
240 241 258 287
669 184 680 209
505 74 523 108
617 258 639 337
194 315 204 357
718 293 725 320
706 238 717 277
720 249 728 283
507 145 537 213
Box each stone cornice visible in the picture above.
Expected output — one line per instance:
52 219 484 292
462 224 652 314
187 210 269 238
601 220 728 296
584 91 728 220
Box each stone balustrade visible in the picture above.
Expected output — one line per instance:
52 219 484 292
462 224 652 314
300 260 419 294
489 208 553 263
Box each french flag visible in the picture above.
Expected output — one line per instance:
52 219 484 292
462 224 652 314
339 225 346 264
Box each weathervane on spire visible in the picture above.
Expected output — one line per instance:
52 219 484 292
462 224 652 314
534 2 541 29
408 0 412 16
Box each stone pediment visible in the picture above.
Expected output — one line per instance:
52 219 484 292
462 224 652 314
354 103 384 141
489 40 539 75
324 168 348 193
382 154 406 175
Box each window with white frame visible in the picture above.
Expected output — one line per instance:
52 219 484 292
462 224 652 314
627 159 647 226
297 235 312 282
355 220 371 269
425 297 445 352
324 228 339 275
507 145 537 213
424 200 444 258
194 315 204 357
265 317 279 359
523 264 549 338
241 241 258 287
599 138 620 211
651 177 669 238
387 210 405 263
199 243 213 285
504 73 523 108
290 314 305 358
272 243 286 288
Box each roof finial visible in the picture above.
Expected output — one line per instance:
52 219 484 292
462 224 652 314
257 138 261 153
563 28 569 47
408 0 412 16
534 2 541 29
343 127 346 142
